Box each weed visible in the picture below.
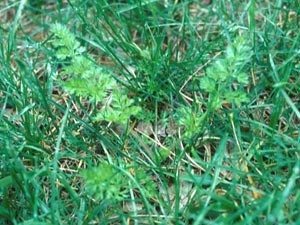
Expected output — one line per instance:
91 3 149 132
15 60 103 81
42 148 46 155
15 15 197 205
0 0 299 224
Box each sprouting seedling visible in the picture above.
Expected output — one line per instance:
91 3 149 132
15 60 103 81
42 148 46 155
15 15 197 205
50 24 141 125
200 36 252 110
175 105 206 140
50 23 84 59
176 36 252 139
80 163 127 201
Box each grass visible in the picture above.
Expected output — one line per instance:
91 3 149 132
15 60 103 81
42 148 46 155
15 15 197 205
0 0 299 224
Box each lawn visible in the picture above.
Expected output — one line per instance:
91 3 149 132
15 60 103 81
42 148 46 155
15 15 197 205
0 0 299 224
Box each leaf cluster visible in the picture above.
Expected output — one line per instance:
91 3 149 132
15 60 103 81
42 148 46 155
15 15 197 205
80 163 127 201
50 24 140 125
176 36 253 140
175 106 206 140
80 162 157 201
200 37 252 109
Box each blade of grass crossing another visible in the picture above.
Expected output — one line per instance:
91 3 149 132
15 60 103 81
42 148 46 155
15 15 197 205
193 134 228 225
50 103 70 224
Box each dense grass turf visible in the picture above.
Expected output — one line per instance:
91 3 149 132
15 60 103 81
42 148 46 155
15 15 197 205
0 0 299 224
